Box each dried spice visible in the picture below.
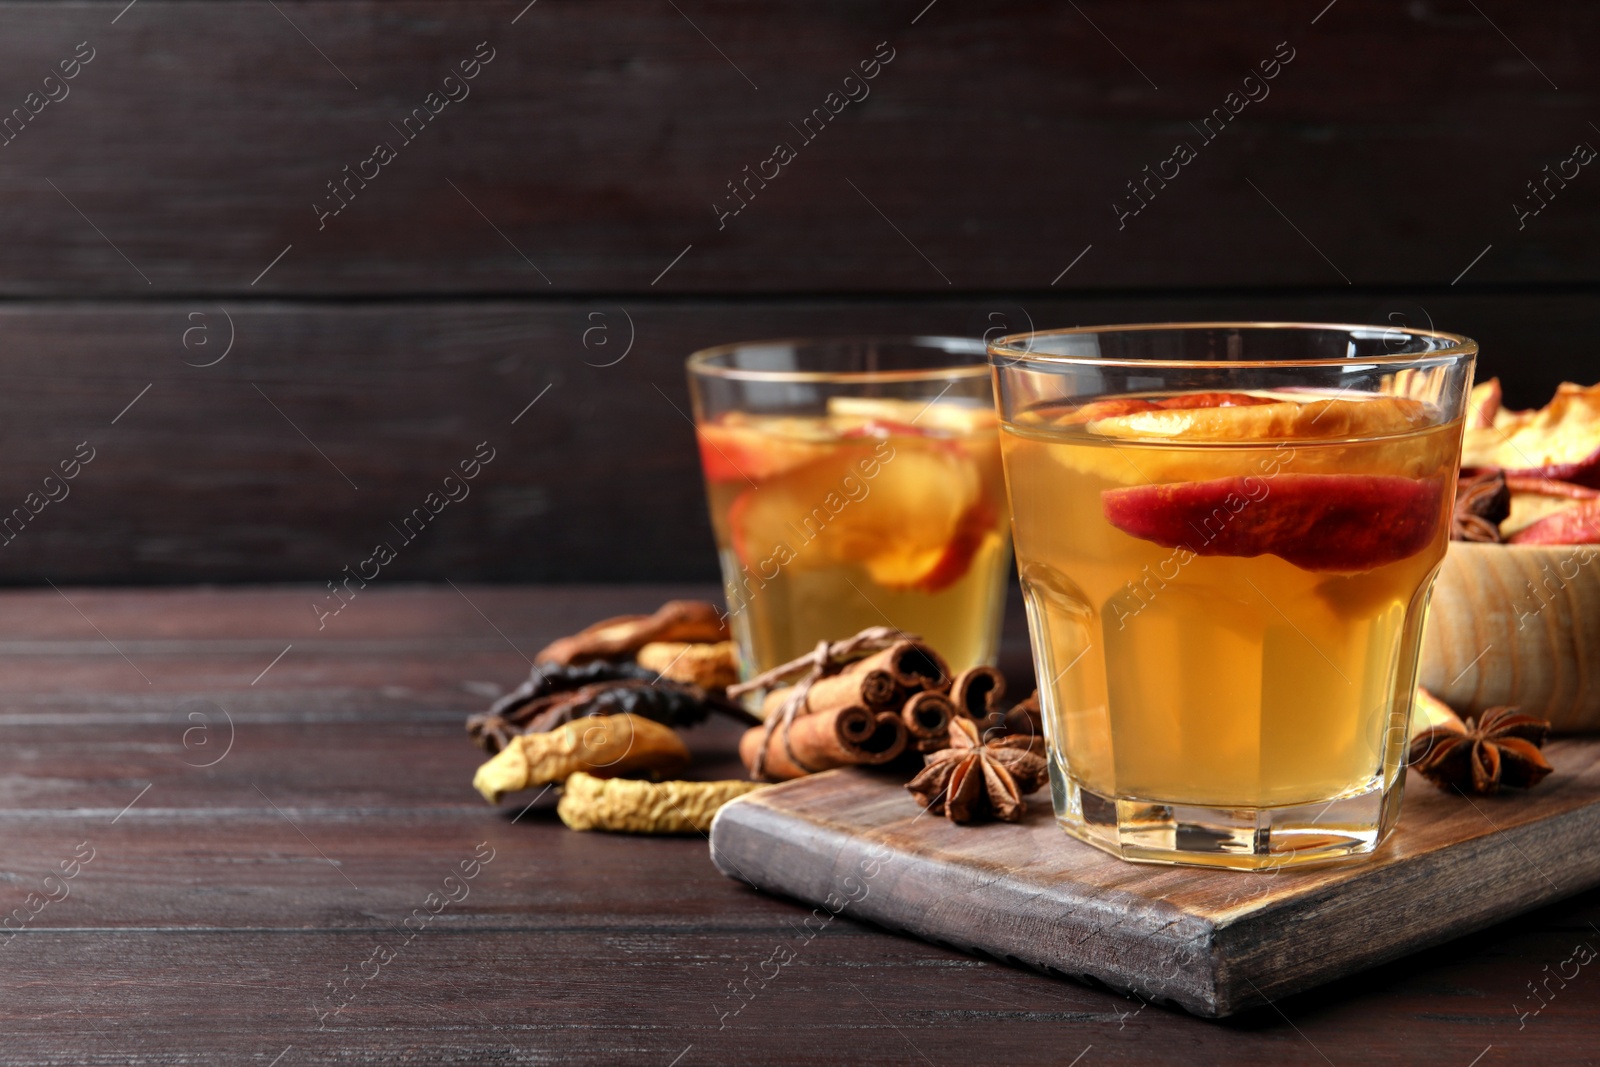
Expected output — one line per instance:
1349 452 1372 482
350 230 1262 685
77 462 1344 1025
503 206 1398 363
472 714 691 804
950 665 1007 731
1408 705 1553 795
1452 467 1511 542
536 600 729 666
738 705 907 780
730 627 925 779
906 718 1048 824
467 661 749 754
486 660 654 715
901 690 956 753
556 772 766 833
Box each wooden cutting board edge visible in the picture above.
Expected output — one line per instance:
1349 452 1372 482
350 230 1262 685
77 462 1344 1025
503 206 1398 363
1207 789 1600 1013
710 778 1228 1015
709 754 1600 1018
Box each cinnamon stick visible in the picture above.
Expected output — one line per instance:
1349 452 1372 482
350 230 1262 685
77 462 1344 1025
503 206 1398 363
807 661 901 710
951 665 1006 729
757 663 899 722
902 690 956 753
739 706 908 780
847 639 950 692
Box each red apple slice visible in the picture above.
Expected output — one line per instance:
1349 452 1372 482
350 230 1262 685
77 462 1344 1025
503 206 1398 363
1102 473 1446 572
1155 391 1281 411
1467 378 1502 429
837 419 929 440
1051 391 1275 427
1502 475 1600 537
727 436 989 589
1513 445 1600 490
1463 381 1600 488
696 418 835 485
827 396 996 437
1507 499 1600 544
1089 396 1432 442
908 497 998 594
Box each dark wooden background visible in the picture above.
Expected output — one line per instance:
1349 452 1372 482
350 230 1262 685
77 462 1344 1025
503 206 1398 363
0 0 1596 583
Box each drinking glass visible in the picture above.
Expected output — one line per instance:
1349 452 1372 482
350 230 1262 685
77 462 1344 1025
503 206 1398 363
990 323 1476 869
687 336 1011 680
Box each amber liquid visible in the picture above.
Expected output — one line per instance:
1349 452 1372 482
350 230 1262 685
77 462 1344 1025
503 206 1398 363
1002 400 1460 808
700 404 1010 677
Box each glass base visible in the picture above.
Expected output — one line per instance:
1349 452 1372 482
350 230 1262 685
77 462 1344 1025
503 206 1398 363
1049 762 1403 871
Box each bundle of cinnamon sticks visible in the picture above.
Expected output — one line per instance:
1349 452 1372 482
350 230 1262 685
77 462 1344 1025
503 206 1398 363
735 633 1040 781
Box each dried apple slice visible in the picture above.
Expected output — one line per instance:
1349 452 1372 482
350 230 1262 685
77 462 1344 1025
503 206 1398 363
907 497 998 593
1102 473 1446 572
1051 396 1158 426
1412 687 1466 738
1050 391 1274 427
1467 378 1502 429
1502 476 1600 537
1462 381 1600 488
827 396 997 437
1088 396 1432 442
1507 499 1600 545
727 436 988 590
696 415 835 485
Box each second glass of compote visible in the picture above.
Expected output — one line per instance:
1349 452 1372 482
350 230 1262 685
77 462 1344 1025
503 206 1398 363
687 336 1011 680
991 323 1475 869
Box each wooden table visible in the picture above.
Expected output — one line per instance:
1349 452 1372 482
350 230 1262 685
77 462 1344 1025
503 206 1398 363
2 585 1595 1065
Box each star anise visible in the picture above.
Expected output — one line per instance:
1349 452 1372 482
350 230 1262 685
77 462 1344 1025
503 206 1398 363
1408 705 1553 794
1452 467 1511 542
906 718 1048 823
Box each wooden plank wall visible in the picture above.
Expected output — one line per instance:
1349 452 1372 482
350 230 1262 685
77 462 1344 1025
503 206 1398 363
0 0 1594 582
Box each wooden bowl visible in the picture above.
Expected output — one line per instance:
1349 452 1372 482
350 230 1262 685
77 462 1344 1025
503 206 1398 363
1419 541 1600 731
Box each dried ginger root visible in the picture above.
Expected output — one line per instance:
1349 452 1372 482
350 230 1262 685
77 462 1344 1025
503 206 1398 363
556 772 766 833
472 713 690 804
637 640 739 690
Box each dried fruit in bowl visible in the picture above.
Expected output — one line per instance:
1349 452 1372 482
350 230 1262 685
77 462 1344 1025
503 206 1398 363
1462 379 1600 489
1496 474 1600 543
1507 498 1600 545
1451 467 1511 542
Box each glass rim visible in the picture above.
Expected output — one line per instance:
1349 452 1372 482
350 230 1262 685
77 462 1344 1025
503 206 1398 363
987 321 1479 369
686 335 990 384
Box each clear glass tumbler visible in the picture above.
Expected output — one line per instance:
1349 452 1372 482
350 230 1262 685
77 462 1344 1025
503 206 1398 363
687 336 1011 680
989 323 1476 869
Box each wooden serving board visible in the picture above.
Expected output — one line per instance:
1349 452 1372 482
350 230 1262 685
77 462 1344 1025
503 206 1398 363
708 739 1600 1018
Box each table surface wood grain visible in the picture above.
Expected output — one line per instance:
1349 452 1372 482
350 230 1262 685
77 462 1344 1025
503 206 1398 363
2 583 1596 1065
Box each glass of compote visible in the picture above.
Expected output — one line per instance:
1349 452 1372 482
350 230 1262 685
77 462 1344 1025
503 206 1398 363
687 336 1011 679
990 323 1475 869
